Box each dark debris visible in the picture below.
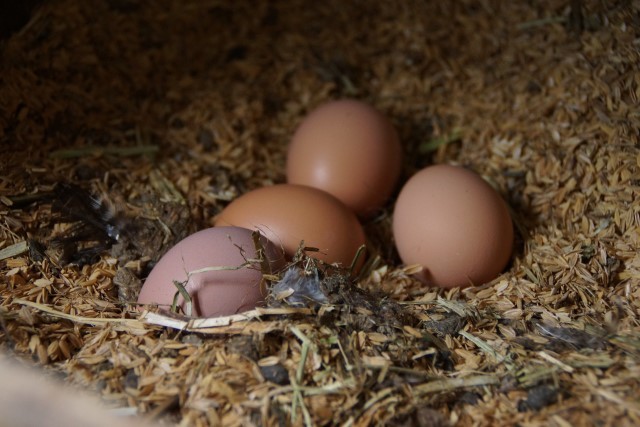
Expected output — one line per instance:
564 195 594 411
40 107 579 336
518 384 559 412
534 322 608 351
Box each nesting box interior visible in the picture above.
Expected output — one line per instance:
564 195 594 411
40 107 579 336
1 1 639 426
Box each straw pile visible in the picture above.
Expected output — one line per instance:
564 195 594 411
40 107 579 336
1 0 638 425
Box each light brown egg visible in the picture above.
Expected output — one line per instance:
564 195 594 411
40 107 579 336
393 165 514 288
137 226 285 317
214 184 366 268
286 99 402 217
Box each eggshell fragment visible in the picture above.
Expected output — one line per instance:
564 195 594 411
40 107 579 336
286 99 402 217
137 226 285 317
214 184 366 268
393 164 514 288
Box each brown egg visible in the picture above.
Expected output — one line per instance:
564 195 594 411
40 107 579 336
393 165 514 288
286 99 402 217
137 227 285 317
214 184 366 268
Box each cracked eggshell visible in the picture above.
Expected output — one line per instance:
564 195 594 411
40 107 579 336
393 164 514 288
214 184 366 269
137 226 285 317
286 99 402 217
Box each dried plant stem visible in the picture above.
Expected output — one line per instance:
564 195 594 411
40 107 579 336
0 241 28 261
13 299 146 328
289 325 317 426
414 375 500 395
459 330 507 364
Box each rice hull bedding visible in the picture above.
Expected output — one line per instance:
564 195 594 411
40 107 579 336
1 1 639 426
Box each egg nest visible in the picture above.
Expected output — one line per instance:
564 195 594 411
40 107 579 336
1 1 639 426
